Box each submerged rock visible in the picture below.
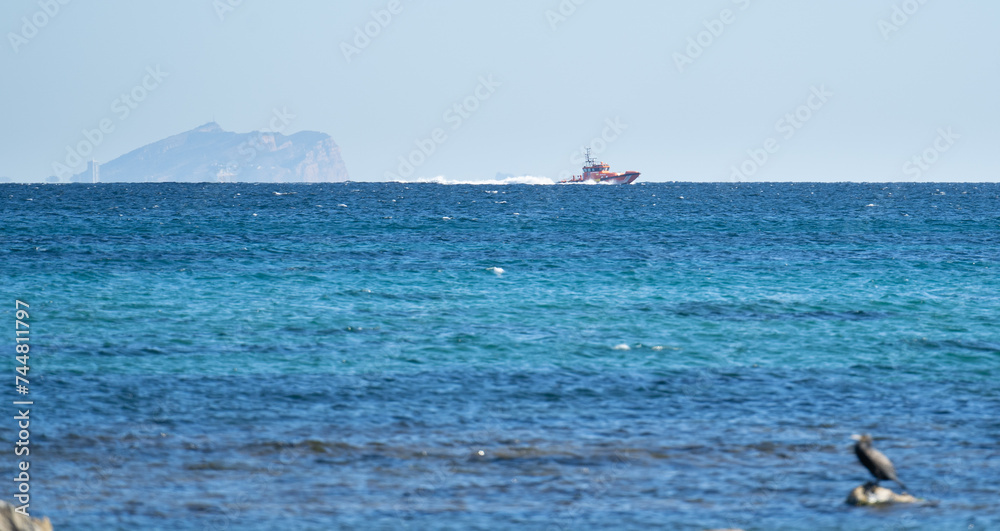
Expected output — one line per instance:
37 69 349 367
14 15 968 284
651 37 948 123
0 501 52 531
846 484 919 506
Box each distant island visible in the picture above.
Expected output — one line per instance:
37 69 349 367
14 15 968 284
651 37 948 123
65 122 349 183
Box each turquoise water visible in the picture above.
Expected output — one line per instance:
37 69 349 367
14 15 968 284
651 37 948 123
2 182 999 529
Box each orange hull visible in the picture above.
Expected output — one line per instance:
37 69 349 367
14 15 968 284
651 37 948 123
561 171 640 184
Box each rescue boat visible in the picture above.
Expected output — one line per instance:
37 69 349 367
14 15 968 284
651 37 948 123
559 148 640 184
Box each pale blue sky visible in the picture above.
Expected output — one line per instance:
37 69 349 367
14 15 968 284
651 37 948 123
3 0 998 182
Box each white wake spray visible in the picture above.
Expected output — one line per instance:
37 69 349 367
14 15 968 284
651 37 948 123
394 175 557 185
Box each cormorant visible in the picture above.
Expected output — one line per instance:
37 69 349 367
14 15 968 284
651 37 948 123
851 433 908 492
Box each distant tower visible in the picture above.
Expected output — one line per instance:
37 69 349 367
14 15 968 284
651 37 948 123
91 160 100 183
217 165 234 183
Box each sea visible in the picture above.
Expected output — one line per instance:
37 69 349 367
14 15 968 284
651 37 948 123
2 181 998 530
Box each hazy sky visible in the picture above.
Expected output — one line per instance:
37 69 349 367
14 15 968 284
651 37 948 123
3 0 998 182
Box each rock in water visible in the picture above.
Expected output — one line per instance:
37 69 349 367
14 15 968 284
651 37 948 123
0 501 52 531
846 484 919 506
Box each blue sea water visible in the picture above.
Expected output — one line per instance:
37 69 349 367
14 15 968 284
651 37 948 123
2 181 999 530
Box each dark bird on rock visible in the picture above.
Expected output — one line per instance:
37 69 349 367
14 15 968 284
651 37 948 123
852 433 908 492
